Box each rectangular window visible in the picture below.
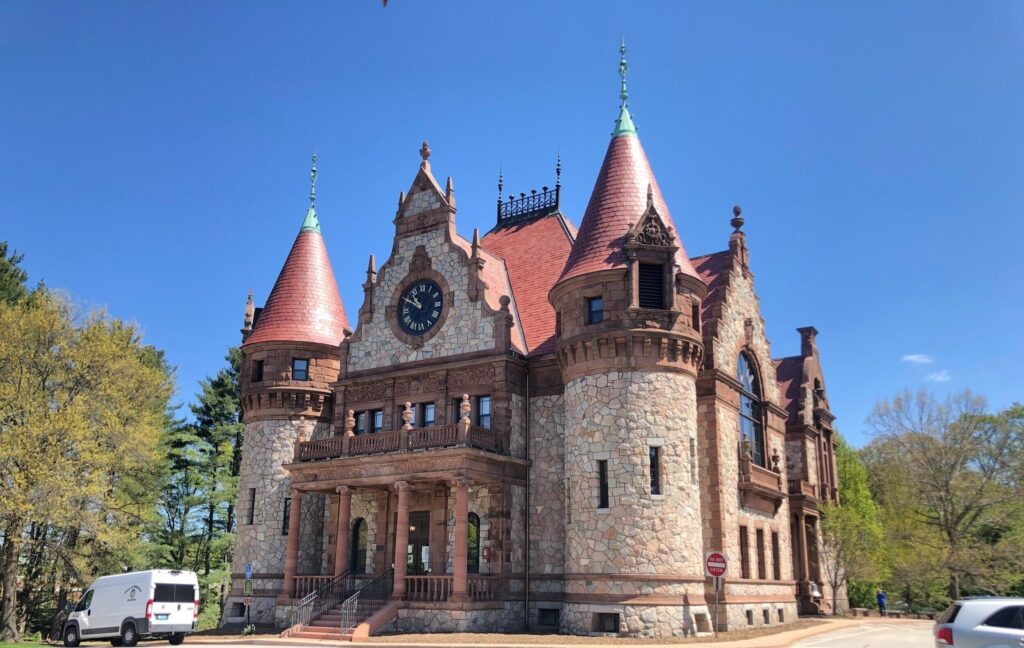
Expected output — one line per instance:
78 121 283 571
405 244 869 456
292 358 309 381
354 412 367 435
587 296 604 324
756 529 766 579
739 525 750 578
246 488 256 525
638 263 665 309
597 460 609 508
252 360 264 383
372 409 384 433
282 497 291 535
476 396 491 429
420 403 435 427
594 612 620 633
649 446 661 495
771 531 781 580
538 608 559 627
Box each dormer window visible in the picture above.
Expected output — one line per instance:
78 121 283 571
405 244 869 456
292 358 309 381
638 263 665 309
587 297 604 324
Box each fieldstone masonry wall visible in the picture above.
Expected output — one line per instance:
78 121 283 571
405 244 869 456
527 395 566 582
225 418 329 625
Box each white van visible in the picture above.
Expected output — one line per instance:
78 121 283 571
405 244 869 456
63 569 199 646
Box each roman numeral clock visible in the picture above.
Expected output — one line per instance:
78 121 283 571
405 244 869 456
398 280 443 334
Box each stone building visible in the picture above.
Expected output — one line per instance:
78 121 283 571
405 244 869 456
222 46 843 638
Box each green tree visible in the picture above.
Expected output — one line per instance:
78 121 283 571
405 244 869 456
0 242 29 305
0 291 174 641
865 391 1024 601
819 434 885 614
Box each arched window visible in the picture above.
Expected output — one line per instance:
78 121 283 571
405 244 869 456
467 513 481 574
738 352 766 467
350 518 367 574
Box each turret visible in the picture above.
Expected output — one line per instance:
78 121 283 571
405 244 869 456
549 43 710 636
225 153 351 626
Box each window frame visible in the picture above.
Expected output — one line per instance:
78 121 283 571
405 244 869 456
420 402 436 427
756 528 767 580
649 446 661 495
252 360 264 383
739 525 751 579
246 487 256 525
292 358 310 381
467 512 481 574
587 296 604 324
371 409 384 433
737 352 767 467
476 396 491 429
597 459 610 509
281 496 291 535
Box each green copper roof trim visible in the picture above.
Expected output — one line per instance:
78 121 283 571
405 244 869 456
612 105 637 136
300 206 320 233
611 39 637 136
300 150 321 232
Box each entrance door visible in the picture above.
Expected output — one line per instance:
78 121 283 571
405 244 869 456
407 512 430 574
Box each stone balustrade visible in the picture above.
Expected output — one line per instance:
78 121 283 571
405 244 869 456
295 423 502 461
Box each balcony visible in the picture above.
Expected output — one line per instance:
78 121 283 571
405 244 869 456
787 479 819 500
296 423 502 462
738 439 785 514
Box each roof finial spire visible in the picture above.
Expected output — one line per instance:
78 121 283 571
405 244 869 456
619 37 629 109
731 205 744 232
612 40 637 137
300 149 322 233
309 148 318 208
555 151 562 190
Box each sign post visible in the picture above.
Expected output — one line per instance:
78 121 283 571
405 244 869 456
243 564 253 626
705 552 728 638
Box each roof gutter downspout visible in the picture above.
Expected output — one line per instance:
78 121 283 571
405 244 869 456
524 371 531 630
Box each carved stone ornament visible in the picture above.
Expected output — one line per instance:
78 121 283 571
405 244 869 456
634 212 674 247
347 381 389 404
409 245 432 275
449 365 492 387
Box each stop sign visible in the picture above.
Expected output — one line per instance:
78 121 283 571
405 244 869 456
705 551 727 578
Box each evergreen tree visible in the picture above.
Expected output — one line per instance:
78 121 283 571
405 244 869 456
0 242 29 305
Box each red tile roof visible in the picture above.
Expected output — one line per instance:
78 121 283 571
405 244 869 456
774 356 804 423
481 213 576 355
691 250 732 321
244 230 350 347
559 134 701 283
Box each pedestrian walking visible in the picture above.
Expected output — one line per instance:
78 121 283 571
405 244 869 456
876 589 887 617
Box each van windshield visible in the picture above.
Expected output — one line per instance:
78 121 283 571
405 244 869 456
154 583 196 603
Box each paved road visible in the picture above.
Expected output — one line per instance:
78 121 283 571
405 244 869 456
793 621 934 647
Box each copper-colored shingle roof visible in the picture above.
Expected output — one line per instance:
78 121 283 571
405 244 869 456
482 213 576 355
244 230 350 347
559 134 700 283
774 356 804 423
691 250 731 321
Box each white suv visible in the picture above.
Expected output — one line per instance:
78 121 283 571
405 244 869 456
934 598 1024 647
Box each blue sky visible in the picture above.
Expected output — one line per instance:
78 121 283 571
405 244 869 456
2 1 1022 446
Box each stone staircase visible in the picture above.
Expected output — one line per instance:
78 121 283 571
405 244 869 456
289 603 352 640
286 569 396 642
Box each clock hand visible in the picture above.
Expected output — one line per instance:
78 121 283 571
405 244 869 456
402 296 423 309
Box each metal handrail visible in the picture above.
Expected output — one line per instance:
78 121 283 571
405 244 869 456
339 569 394 633
288 569 354 630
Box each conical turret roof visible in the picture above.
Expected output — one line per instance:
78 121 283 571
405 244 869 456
245 155 350 347
558 44 700 284
558 132 701 284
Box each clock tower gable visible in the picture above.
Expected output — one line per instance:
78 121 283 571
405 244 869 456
343 142 522 375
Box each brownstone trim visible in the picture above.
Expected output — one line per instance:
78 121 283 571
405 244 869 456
562 594 709 606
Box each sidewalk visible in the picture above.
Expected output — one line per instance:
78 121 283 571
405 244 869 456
191 616 930 648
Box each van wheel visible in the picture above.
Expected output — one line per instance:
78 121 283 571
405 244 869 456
120 622 139 647
168 634 185 645
63 625 80 647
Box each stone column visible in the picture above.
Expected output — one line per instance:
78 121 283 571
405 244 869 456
450 477 470 602
391 481 410 600
334 486 351 576
282 488 304 598
374 491 389 574
797 511 810 586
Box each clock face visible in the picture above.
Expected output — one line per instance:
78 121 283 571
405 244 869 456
398 280 444 335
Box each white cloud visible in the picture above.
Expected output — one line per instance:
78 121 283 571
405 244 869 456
901 354 935 365
926 370 952 383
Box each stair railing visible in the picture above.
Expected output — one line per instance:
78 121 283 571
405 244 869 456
339 568 394 634
288 569 354 630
